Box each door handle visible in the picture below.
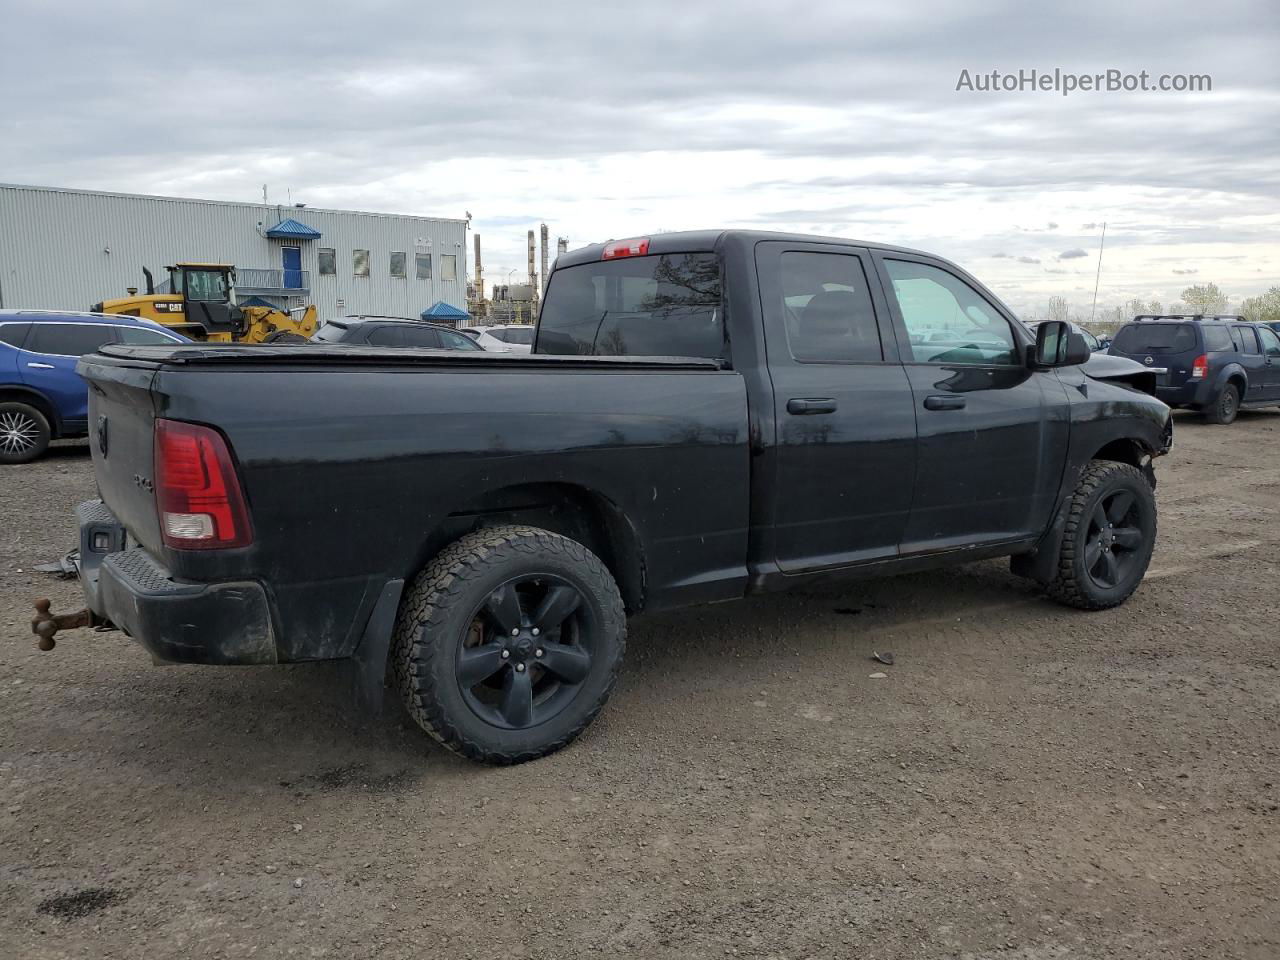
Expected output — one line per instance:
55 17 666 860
923 394 966 411
26 362 55 369
786 398 838 415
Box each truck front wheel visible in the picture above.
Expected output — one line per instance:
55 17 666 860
391 525 626 764
1046 460 1157 610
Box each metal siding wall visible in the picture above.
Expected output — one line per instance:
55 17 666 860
0 185 467 318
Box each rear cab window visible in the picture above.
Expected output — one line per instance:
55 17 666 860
536 253 724 359
1112 323 1198 354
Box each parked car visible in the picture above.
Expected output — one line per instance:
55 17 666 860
1107 314 1280 423
52 230 1171 765
311 316 484 350
463 324 534 354
0 310 187 463
1026 320 1107 352
458 327 514 352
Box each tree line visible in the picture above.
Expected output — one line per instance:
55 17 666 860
1042 284 1280 334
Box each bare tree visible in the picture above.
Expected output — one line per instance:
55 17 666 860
1047 296 1070 323
1180 283 1228 314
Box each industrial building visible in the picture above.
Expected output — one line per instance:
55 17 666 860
0 183 470 320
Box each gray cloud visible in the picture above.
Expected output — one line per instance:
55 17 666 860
1059 248 1089 259
0 0 1275 295
1173 268 1199 274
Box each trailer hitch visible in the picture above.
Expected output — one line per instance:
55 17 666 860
30 599 112 651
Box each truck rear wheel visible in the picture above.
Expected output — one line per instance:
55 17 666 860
0 401 51 464
1046 460 1156 610
391 525 626 764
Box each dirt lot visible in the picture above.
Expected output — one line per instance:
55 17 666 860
2 412 1278 960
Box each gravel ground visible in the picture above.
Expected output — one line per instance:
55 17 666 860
1 415 1278 960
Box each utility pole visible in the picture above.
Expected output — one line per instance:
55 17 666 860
1089 222 1107 323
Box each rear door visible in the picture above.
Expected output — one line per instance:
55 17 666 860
1229 325 1268 403
874 254 1068 552
1257 327 1280 401
17 322 117 432
755 240 917 570
1109 322 1200 388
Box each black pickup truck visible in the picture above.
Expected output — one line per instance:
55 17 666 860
46 230 1172 764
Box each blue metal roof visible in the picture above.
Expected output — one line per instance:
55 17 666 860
265 218 321 239
420 301 470 320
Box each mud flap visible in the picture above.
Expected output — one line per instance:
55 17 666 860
348 579 404 714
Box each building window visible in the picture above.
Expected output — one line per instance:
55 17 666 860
318 248 336 276
415 253 432 280
390 251 406 279
440 254 457 281
353 249 370 278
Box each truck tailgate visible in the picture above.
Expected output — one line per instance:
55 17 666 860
80 355 166 556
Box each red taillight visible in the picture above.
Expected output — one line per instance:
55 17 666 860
154 419 252 550
601 237 650 260
1191 354 1208 379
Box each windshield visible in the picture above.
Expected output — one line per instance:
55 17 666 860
180 269 230 302
1112 323 1197 353
536 252 723 359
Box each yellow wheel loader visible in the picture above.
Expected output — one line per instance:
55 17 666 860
93 264 317 343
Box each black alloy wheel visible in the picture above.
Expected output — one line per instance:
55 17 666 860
456 576 596 730
1083 489 1146 589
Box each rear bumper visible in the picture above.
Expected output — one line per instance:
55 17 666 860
1156 379 1210 407
76 500 276 665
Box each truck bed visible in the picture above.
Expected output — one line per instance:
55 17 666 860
78 343 750 663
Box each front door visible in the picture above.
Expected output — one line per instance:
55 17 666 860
756 241 918 572
1257 326 1280 401
281 246 303 289
874 254 1068 553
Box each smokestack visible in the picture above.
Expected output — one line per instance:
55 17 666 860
540 224 550 296
527 229 537 294
473 234 483 302
557 237 568 256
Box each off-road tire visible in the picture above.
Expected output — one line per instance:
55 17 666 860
0 401 52 464
1204 383 1240 425
391 525 626 764
1046 460 1157 611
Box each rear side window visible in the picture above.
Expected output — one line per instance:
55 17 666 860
439 330 482 350
1237 327 1261 355
365 326 407 347
537 253 723 359
116 326 178 345
1202 326 1232 352
312 322 350 343
0 322 31 348
396 326 442 348
499 327 533 346
778 251 882 362
1112 323 1197 354
25 323 116 356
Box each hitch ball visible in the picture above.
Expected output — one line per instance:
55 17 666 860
30 598 96 651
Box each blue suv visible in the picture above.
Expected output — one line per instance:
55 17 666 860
0 310 188 463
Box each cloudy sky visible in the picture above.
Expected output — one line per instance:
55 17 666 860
3 0 1277 318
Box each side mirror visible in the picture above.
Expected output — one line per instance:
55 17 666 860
1032 321 1091 367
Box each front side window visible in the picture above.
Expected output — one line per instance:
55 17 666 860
353 249 370 278
778 252 882 362
537 252 723 358
1259 327 1280 358
884 260 1017 365
318 248 336 276
390 251 406 279
415 253 432 280
25 323 116 356
439 330 482 350
440 254 457 281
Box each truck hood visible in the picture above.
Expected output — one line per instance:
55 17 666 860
1081 352 1159 395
